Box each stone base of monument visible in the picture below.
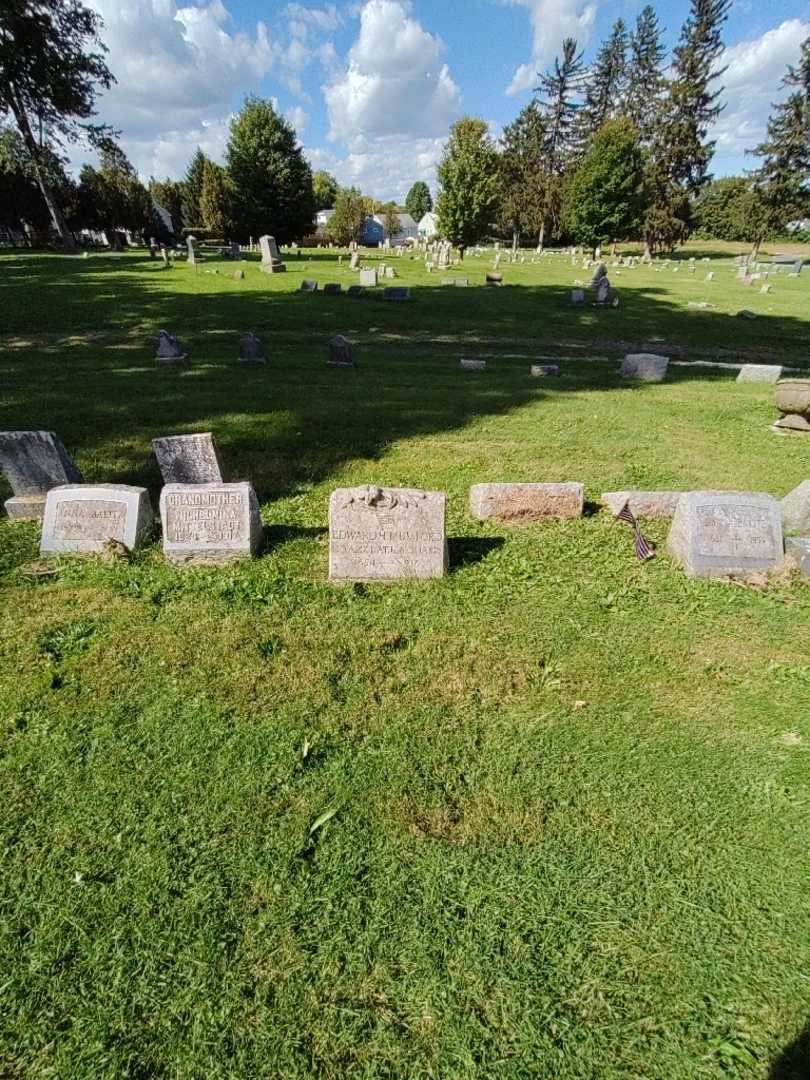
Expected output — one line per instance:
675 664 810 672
160 482 263 565
329 485 448 581
771 415 810 434
666 491 783 579
470 482 584 522
4 495 47 521
41 484 154 555
260 261 286 274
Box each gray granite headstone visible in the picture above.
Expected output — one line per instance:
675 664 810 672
350 252 359 270
785 537 810 578
571 289 585 304
259 234 286 273
347 285 363 297
359 268 377 287
328 335 354 367
300 279 318 292
186 235 198 264
469 482 584 522
152 432 225 484
41 484 153 554
781 480 810 535
530 364 559 377
237 333 266 367
0 430 83 521
160 482 262 564
737 364 783 384
323 283 342 295
460 358 486 371
154 330 187 366
620 354 668 382
329 485 447 581
383 287 411 301
666 491 783 578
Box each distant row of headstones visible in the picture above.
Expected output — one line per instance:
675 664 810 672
1 431 808 581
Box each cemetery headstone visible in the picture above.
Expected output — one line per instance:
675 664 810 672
160 245 170 268
384 266 396 279
469 482 584 522
736 364 783 384
359 268 377 287
781 480 810 535
154 329 188 365
460 358 486 371
233 269 245 281
152 432 225 484
237 332 266 367
323 283 342 295
486 272 503 286
785 537 810 579
186 235 199 265
328 335 354 367
530 364 560 377
41 484 153 555
602 491 683 519
760 283 771 294
666 491 783 579
259 234 286 273
160 482 262 564
0 430 83 521
350 252 360 270
791 259 803 277
571 289 585 304
329 485 448 581
383 287 411 301
620 353 668 382
300 279 318 292
347 285 363 297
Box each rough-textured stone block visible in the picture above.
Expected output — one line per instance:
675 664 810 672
785 537 810 578
620 354 669 381
781 480 810 535
602 490 684 519
41 484 153 555
530 364 559 377
737 364 783 383
329 485 447 581
666 491 783 578
470 482 584 522
0 430 83 521
160 482 262 565
152 433 225 485
460 358 486 371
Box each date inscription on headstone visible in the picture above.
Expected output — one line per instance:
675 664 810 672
53 499 126 542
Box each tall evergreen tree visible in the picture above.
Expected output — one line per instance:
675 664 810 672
578 20 629 147
200 159 230 236
182 148 207 229
534 38 586 246
625 6 667 145
76 138 150 236
226 97 314 243
0 0 114 246
149 178 185 236
752 34 810 235
436 117 500 258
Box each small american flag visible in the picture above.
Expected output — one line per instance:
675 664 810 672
616 501 655 561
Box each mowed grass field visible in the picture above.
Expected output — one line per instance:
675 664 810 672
1 244 810 1078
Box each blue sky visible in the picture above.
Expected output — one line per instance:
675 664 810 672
81 0 810 200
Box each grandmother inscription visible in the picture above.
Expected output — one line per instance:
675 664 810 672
329 485 447 581
160 482 262 564
667 491 783 578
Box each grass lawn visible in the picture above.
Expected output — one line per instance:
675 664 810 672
1 244 810 1078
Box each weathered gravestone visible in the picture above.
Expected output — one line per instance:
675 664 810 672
601 491 684 519
328 335 354 367
300 279 318 292
323 283 342 295
154 330 187 366
530 364 559 377
237 333 266 367
460 358 486 371
486 272 503 286
666 491 783 578
346 285 363 297
152 432 225 484
329 485 448 581
41 484 153 555
359 268 377 287
186 235 199 265
259 234 286 273
160 245 170 268
469 482 584 522
781 480 810 535
785 537 810 579
736 364 783 384
383 287 411 302
350 252 360 270
232 269 245 281
790 259 803 277
0 430 83 520
160 482 262 564
384 266 396 279
620 353 669 382
571 289 585 304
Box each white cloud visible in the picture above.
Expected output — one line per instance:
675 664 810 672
286 105 310 133
503 0 597 96
80 0 276 176
710 19 810 170
284 3 341 35
323 0 462 143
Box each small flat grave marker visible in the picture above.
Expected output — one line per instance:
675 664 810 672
530 364 559 377
323 283 342 295
666 491 783 578
460 358 486 371
41 484 153 555
153 432 225 484
620 353 668 382
602 491 683 519
160 482 262 564
470 482 584 522
736 364 782 384
300 279 318 292
383 287 411 301
329 485 447 581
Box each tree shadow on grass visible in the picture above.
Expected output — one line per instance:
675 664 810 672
448 537 505 571
770 1023 810 1079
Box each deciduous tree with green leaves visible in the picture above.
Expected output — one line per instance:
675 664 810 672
382 201 400 240
226 97 314 243
325 186 366 246
437 117 499 258
149 178 185 237
405 180 432 221
566 118 645 254
76 138 150 238
312 169 338 211
0 0 114 247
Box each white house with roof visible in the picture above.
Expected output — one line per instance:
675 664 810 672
418 211 439 239
369 212 418 246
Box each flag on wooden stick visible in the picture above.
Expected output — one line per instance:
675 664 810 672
615 501 655 561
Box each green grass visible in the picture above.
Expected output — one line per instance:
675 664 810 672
1 246 810 1079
